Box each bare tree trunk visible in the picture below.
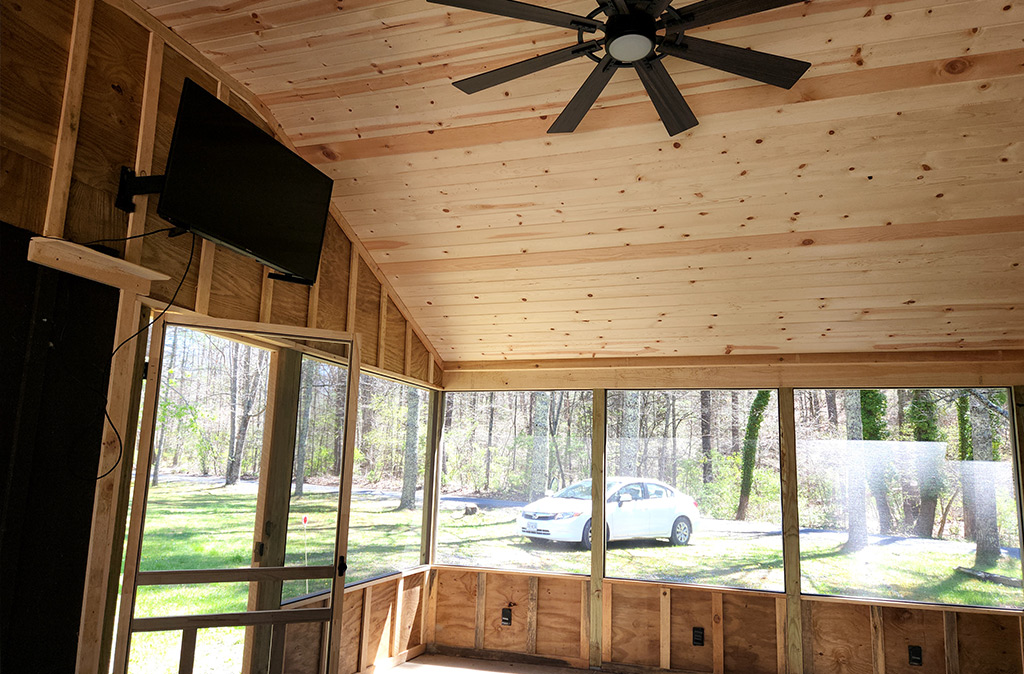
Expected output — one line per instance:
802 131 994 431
332 368 345 476
399 387 420 509
825 390 839 430
730 390 741 455
225 342 241 485
844 390 868 552
528 392 550 499
618 390 640 476
700 390 713 484
294 364 314 498
970 392 1000 566
485 391 495 491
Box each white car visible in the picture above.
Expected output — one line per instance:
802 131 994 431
517 478 700 549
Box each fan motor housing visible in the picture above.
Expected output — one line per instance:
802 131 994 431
604 12 657 62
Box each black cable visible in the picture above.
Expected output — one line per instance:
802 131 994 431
81 226 177 247
95 232 196 481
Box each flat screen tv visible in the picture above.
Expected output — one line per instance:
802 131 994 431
157 78 332 283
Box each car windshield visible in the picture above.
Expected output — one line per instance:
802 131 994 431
554 480 591 499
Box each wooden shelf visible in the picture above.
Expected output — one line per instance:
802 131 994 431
27 237 169 296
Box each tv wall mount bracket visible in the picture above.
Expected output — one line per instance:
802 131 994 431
115 166 165 214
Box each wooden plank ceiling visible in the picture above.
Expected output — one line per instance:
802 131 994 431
136 0 1024 363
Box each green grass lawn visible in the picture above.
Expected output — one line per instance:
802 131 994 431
128 482 1022 672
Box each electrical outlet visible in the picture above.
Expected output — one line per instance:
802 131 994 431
908 645 923 666
692 627 705 646
501 607 512 626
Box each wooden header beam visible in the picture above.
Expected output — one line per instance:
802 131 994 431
443 351 1024 391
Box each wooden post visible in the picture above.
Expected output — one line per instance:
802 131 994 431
111 318 167 673
527 576 538 654
43 0 95 238
76 299 147 674
475 573 486 650
591 388 607 667
779 388 803 674
1010 386 1024 607
124 33 163 264
179 627 197 674
359 587 373 671
404 324 413 377
377 288 388 369
776 596 788 674
346 248 359 332
392 576 405 656
870 606 886 674
943 611 959 674
579 581 589 661
243 348 303 674
421 389 444 566
660 587 671 670
258 267 274 322
326 336 361 674
711 593 724 674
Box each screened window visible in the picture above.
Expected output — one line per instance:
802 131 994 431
795 388 1022 608
347 373 429 584
436 390 593 574
605 389 783 591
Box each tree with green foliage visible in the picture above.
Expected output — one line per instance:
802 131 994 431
908 389 942 538
955 393 975 540
528 392 550 499
700 389 713 483
735 390 771 520
860 389 893 534
969 392 1000 565
844 390 869 551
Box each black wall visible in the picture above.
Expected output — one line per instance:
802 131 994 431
1 223 121 672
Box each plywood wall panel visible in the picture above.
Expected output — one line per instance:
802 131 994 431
65 1 148 252
882 607 944 674
535 577 583 659
339 588 364 674
0 0 73 232
208 246 263 321
434 569 477 649
482 572 530 653
397 572 425 652
670 588 714 673
809 602 872 674
368 580 398 662
957 612 1023 674
0 149 52 232
609 582 660 667
270 279 310 327
722 593 778 674
316 220 352 331
354 257 380 366
410 335 429 383
384 298 407 374
282 621 324 674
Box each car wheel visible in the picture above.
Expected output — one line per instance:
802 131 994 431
581 520 593 550
671 517 692 546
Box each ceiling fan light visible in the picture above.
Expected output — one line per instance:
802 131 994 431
608 34 654 62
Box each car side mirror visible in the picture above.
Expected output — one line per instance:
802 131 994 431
618 493 633 506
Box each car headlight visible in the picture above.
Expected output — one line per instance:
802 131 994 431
554 511 582 520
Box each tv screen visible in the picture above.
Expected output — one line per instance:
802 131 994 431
157 78 332 283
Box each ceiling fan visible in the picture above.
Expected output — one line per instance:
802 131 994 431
427 0 811 135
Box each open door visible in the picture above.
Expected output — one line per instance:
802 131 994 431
112 315 361 674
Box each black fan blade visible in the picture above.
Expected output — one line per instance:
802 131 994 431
548 54 617 133
647 0 674 17
665 0 805 31
455 41 602 94
660 35 810 88
634 57 698 136
428 0 603 32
